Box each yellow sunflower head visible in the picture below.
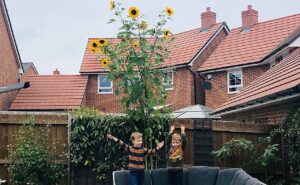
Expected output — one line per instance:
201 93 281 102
165 7 174 16
89 40 100 53
138 21 148 30
109 0 115 11
163 29 172 39
98 38 108 47
128 6 140 20
101 58 110 67
132 41 139 48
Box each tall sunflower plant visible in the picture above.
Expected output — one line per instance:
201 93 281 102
90 0 175 169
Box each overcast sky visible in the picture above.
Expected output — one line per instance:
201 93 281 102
5 0 300 75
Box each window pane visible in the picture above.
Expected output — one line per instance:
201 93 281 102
99 76 111 88
99 89 112 93
229 72 241 86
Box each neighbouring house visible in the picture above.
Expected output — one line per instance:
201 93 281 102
9 69 88 111
80 7 229 113
20 62 39 81
212 47 300 125
198 5 300 110
0 0 24 110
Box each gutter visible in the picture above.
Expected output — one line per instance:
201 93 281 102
213 88 300 117
0 82 30 94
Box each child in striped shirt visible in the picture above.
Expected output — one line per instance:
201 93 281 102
107 132 164 185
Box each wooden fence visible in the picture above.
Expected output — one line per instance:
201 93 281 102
174 119 277 174
0 112 278 185
0 111 69 185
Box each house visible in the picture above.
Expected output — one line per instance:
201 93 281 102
0 0 24 110
9 69 88 111
198 5 300 110
80 7 229 113
20 62 39 81
212 47 300 124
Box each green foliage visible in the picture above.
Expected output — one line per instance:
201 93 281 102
212 136 280 183
279 106 300 183
7 116 66 185
211 139 254 167
70 107 172 183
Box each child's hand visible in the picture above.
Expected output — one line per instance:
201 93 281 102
181 125 185 134
170 125 175 133
156 141 165 150
107 134 118 142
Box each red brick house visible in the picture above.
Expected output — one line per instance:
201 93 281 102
10 70 88 111
20 62 39 82
212 47 300 124
0 0 24 110
80 8 229 113
198 6 300 110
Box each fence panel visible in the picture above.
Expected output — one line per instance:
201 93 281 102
0 111 69 185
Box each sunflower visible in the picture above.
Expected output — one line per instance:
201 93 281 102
128 6 140 20
98 38 108 47
132 41 139 48
165 7 174 16
138 21 148 30
100 58 110 67
109 0 115 11
163 29 171 39
89 40 100 53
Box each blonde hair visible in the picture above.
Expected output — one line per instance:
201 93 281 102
130 132 142 141
172 133 182 142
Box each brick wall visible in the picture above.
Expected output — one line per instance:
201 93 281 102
205 64 270 109
221 97 300 125
84 74 124 113
166 68 194 111
84 69 195 113
20 66 38 82
0 6 20 111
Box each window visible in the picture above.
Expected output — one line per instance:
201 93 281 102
163 70 173 90
227 70 243 93
98 74 113 94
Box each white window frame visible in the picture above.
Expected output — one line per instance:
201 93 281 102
227 69 243 94
98 74 113 94
162 69 174 90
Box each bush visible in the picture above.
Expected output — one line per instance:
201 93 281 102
7 116 66 185
70 107 171 183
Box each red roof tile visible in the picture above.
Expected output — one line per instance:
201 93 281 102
80 23 224 73
198 13 300 72
213 47 300 114
9 75 88 110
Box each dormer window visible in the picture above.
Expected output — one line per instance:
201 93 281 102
227 70 243 94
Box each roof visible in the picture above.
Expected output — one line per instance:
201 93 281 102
172 104 216 119
9 75 88 110
22 62 39 74
0 0 23 72
213 47 300 115
80 23 227 73
198 13 300 72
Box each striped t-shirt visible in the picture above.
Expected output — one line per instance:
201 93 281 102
118 140 157 170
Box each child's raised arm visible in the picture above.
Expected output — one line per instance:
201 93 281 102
107 134 129 152
145 141 165 156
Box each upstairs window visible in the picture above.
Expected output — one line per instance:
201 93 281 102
227 70 243 94
98 74 113 94
162 70 174 90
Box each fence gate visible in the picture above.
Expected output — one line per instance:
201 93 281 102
193 119 213 166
